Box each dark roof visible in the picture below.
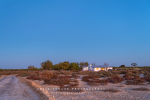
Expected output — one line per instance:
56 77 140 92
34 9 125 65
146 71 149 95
92 65 109 68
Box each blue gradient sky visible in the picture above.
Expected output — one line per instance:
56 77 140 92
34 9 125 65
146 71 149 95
0 0 150 69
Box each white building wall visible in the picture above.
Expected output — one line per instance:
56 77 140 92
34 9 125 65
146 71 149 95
82 67 88 71
94 68 101 71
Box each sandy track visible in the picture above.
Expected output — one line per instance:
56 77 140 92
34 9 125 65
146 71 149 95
0 76 41 100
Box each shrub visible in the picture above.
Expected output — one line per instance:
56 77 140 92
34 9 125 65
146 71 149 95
87 82 100 86
58 79 82 92
69 79 79 87
82 75 99 82
123 74 132 80
82 77 90 82
52 73 58 79
101 71 113 77
125 72 133 76
29 67 39 71
119 70 127 74
57 70 72 75
117 84 124 87
82 75 109 85
27 75 40 80
44 76 71 86
131 87 149 91
109 75 124 83
58 75 71 78
131 70 139 74
39 71 53 79
102 88 120 93
144 77 150 83
72 73 80 79
97 74 105 77
133 76 140 80
119 65 125 68
111 70 120 75
96 79 109 85
79 71 97 75
144 74 150 83
126 78 145 85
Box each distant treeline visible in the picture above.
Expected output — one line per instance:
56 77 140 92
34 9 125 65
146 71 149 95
0 60 89 71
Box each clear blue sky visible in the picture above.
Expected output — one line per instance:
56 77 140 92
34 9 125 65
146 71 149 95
0 0 150 69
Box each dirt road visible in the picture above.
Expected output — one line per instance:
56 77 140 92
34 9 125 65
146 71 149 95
0 76 41 100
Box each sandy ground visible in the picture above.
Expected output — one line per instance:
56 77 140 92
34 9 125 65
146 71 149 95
0 76 41 100
31 75 150 100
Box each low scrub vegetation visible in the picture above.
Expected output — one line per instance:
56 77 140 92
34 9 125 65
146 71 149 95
82 75 99 82
25 70 82 92
102 88 120 93
109 75 124 84
131 87 149 91
144 74 150 84
72 73 80 79
58 79 83 92
82 75 109 85
125 78 145 85
27 75 41 80
44 77 71 86
123 74 133 80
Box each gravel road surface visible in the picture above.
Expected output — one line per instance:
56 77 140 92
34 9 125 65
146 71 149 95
0 76 41 100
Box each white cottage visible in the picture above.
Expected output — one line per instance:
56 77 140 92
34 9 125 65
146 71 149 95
83 64 113 71
90 65 113 71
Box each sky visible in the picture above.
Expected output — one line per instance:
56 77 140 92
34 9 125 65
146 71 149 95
0 0 150 69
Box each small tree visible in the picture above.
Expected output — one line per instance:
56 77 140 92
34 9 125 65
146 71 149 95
52 64 60 70
80 62 84 70
131 63 137 67
28 65 35 69
119 65 126 68
28 66 38 70
69 63 80 71
41 60 53 70
80 62 85 67
84 62 89 67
